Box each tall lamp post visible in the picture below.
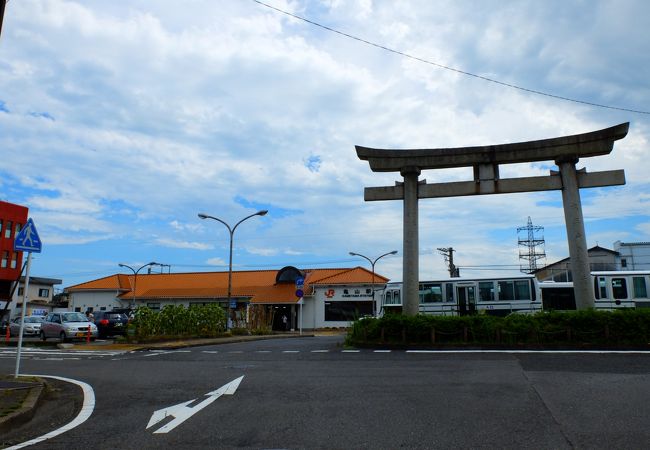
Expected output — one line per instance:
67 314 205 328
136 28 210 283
118 262 160 310
349 250 398 317
198 210 268 329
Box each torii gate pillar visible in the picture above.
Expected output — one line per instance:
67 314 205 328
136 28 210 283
402 166 421 316
357 123 629 315
557 158 593 310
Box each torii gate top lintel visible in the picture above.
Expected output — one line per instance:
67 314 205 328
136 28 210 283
356 122 629 172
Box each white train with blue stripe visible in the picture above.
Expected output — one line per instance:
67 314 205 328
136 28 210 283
382 271 650 316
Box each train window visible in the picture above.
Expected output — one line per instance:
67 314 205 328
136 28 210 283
498 281 515 301
514 280 530 300
611 278 628 299
420 283 443 303
597 277 608 298
633 277 647 299
478 282 494 301
445 284 454 302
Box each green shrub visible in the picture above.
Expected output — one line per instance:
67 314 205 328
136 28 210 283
346 310 650 347
131 304 226 340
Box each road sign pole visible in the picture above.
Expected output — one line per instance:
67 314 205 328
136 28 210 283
14 252 32 378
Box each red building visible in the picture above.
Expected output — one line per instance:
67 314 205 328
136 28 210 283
0 200 29 301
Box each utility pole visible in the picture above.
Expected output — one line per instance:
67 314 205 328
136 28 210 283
1 0 6 38
437 247 459 277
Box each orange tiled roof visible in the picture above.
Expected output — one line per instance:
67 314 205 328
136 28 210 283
65 267 389 304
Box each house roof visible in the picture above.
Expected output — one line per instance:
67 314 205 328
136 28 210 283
534 245 619 273
65 267 389 304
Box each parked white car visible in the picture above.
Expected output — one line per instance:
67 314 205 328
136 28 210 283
40 312 97 342
9 316 45 336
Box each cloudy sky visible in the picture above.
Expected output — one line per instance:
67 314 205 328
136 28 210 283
1 0 649 289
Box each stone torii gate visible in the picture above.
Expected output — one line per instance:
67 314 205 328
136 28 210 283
356 122 629 315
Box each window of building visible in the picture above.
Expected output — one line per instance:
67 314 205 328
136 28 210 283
0 220 3 236
4 221 12 239
611 278 628 299
14 223 21 236
621 258 627 268
38 288 49 297
17 287 24 296
74 307 81 312
324 301 372 321
10 252 17 269
1 251 8 268
479 282 494 301
147 302 161 311
633 277 647 299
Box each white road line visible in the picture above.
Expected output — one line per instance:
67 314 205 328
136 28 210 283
373 350 392 353
7 374 95 450
310 350 329 353
228 351 243 354
342 350 360 353
202 351 219 354
255 350 271 353
405 349 650 354
282 350 300 353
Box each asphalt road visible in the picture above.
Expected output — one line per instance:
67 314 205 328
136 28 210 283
2 336 650 449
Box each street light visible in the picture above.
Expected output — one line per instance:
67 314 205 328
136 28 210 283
118 262 160 310
349 250 398 317
198 210 268 329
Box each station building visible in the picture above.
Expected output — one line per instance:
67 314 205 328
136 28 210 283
65 266 389 330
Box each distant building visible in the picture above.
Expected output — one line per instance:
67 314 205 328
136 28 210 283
65 266 389 331
613 241 650 271
534 245 619 282
8 276 63 319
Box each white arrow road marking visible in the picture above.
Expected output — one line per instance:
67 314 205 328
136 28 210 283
146 375 244 434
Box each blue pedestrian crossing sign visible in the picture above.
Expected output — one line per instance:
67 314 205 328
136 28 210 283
14 218 42 253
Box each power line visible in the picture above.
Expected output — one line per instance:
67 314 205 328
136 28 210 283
253 0 650 115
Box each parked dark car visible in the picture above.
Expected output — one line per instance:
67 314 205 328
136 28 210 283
93 311 129 338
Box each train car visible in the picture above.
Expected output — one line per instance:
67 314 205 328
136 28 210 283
539 271 650 311
382 274 541 317
593 271 650 309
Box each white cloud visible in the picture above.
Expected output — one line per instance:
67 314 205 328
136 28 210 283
0 0 648 287
155 238 213 251
206 257 226 266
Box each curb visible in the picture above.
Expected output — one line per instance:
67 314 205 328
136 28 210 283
0 379 45 434
69 333 317 351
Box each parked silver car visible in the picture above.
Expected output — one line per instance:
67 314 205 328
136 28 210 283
9 316 45 336
40 312 97 341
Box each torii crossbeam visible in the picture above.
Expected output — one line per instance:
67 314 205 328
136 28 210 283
356 122 629 315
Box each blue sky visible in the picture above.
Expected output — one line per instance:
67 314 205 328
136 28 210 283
1 0 649 290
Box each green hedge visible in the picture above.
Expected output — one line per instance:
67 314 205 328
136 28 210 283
346 309 650 347
131 304 227 340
